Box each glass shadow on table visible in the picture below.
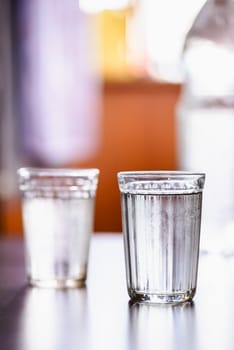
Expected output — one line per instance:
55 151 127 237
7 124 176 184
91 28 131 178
127 301 197 350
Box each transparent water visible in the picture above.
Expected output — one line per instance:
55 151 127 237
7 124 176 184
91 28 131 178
121 191 202 303
22 196 94 287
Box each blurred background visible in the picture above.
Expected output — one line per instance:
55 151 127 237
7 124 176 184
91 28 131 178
0 0 206 235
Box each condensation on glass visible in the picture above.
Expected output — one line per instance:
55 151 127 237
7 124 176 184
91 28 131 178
118 171 205 304
18 167 99 288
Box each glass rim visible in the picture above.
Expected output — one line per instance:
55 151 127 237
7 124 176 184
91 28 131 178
17 167 99 194
117 171 205 194
17 167 100 178
117 170 205 178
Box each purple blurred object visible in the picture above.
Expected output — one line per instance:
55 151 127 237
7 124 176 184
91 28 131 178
12 0 101 165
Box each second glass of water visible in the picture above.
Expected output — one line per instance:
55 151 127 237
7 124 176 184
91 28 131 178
118 171 205 304
18 167 99 288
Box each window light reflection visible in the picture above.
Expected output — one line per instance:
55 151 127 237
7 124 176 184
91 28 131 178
143 0 206 82
19 289 88 350
80 0 208 82
79 0 131 13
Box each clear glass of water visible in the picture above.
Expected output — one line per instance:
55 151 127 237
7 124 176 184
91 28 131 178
118 171 205 304
18 167 99 288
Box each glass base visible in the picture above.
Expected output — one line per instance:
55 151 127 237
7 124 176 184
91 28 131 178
28 277 86 289
128 288 196 304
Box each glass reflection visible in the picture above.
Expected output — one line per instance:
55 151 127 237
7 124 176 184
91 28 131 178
128 301 197 350
19 288 88 350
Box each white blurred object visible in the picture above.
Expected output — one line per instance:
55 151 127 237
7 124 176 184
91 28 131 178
176 0 234 255
14 0 101 165
127 0 206 82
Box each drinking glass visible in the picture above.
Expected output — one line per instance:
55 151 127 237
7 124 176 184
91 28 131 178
18 167 99 288
118 171 205 304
